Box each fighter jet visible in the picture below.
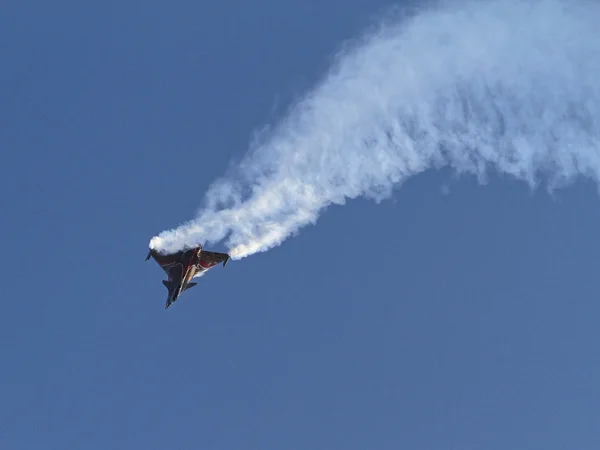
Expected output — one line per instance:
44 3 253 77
145 244 230 309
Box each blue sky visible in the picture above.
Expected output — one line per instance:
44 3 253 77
2 1 600 449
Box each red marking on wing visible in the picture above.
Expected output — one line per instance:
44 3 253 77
198 260 216 269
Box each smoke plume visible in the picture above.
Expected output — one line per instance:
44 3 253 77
150 0 600 259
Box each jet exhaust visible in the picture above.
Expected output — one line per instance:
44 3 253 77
150 0 600 259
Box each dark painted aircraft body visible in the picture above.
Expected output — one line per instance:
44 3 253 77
146 245 230 309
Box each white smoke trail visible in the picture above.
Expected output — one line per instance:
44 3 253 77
150 0 600 259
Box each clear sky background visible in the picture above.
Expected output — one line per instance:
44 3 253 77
2 1 600 449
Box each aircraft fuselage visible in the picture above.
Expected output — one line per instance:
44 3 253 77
146 244 230 309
